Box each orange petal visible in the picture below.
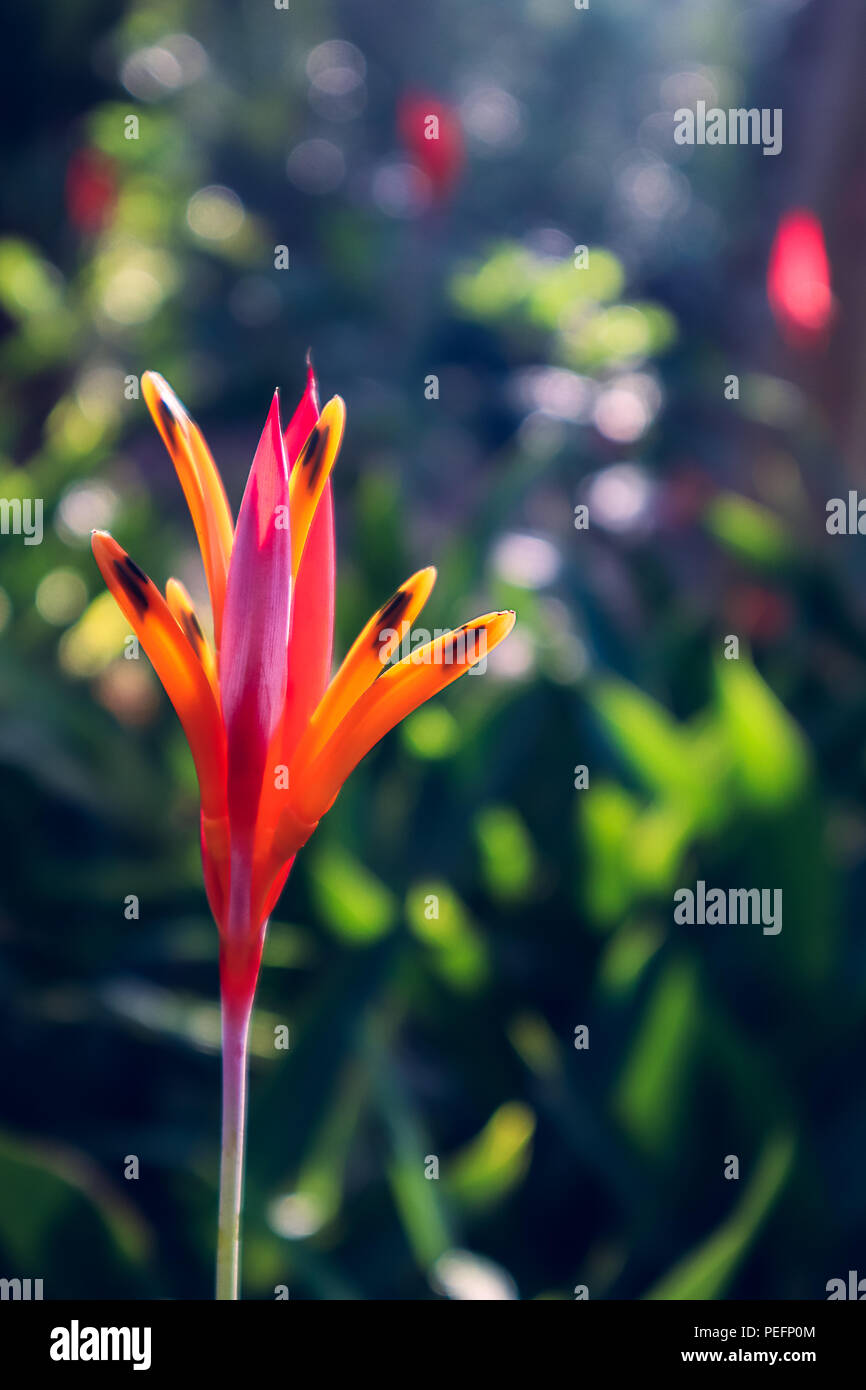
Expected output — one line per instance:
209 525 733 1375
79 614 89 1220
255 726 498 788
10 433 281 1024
91 531 227 824
290 610 516 823
291 565 437 777
288 396 345 579
141 372 234 647
165 577 219 699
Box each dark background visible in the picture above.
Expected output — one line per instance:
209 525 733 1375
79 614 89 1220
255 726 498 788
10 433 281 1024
1 0 865 1300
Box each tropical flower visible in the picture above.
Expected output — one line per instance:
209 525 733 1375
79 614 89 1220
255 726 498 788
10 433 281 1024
91 358 514 1297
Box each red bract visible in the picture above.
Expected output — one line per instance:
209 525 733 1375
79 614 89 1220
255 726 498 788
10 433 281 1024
767 209 834 349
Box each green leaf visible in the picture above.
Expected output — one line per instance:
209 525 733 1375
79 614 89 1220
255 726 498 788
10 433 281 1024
714 656 810 810
474 803 537 903
406 881 488 990
309 844 398 944
376 1065 453 1270
580 780 640 926
629 802 692 895
598 921 664 999
705 493 795 571
0 1132 149 1275
613 957 699 1156
268 1060 369 1239
590 680 698 807
446 1103 536 1212
0 239 63 319
644 1131 795 1299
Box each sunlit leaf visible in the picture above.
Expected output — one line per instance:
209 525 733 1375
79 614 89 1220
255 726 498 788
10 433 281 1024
579 780 639 926
714 656 810 810
598 921 664 999
613 957 699 1156
630 802 691 894
474 803 536 903
507 1012 561 1079
705 493 795 570
309 844 398 944
590 680 698 806
0 239 63 318
406 881 488 990
446 1102 535 1211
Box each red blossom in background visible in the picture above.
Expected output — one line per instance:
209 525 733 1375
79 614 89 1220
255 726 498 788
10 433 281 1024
767 208 834 349
65 148 117 233
397 91 465 203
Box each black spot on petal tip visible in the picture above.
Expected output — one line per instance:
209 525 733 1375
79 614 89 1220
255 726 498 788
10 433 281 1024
181 609 204 650
298 422 330 485
154 393 179 441
298 422 320 461
124 556 149 583
113 558 149 615
376 586 411 630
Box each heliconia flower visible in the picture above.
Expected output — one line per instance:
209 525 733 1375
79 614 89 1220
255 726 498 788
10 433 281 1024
90 359 514 1297
767 209 834 349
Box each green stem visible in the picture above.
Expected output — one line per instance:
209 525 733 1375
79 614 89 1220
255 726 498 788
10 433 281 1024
216 990 253 1300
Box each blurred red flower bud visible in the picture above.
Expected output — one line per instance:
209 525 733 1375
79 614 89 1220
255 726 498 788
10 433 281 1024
767 209 834 349
726 584 791 645
66 148 117 233
397 92 465 202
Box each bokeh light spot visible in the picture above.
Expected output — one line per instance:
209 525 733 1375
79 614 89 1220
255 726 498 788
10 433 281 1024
56 481 118 544
492 532 560 589
430 1249 518 1301
585 462 655 533
186 186 244 241
286 139 346 195
36 569 88 625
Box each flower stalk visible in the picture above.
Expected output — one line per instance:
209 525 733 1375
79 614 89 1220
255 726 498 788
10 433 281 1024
216 971 255 1300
